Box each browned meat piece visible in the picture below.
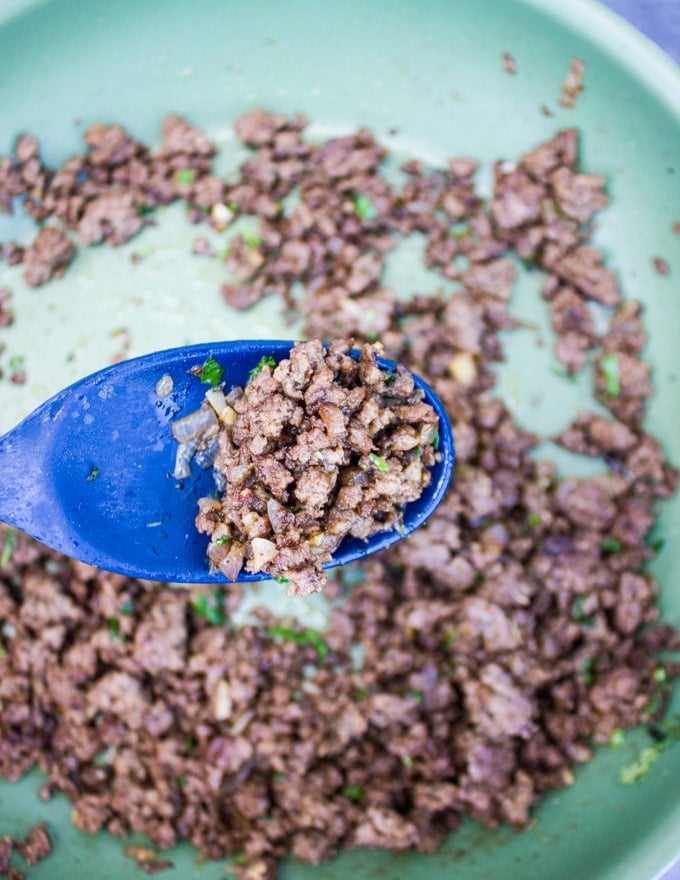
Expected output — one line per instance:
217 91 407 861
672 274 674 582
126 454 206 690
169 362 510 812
22 227 76 286
77 192 142 246
552 246 621 305
18 824 51 866
491 166 545 230
549 167 608 223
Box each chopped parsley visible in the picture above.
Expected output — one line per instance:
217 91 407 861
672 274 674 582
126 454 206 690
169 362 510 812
248 355 277 381
215 535 232 546
571 595 595 626
119 600 134 616
619 745 661 785
450 222 470 240
198 355 224 386
609 727 625 747
8 355 24 371
353 193 378 221
272 771 286 781
369 453 390 473
653 667 667 684
108 617 122 640
443 628 458 648
341 785 365 801
432 431 440 451
267 626 329 660
401 756 414 768
0 528 16 569
582 657 596 685
174 168 196 185
241 227 262 249
527 511 541 528
190 589 228 625
183 736 196 754
86 466 101 482
649 537 665 554
273 575 290 585
601 538 622 554
600 353 620 397
177 774 187 789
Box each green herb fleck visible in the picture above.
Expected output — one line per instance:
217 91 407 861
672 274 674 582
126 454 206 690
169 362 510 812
86 466 101 482
353 193 378 221
582 658 596 686
215 535 232 546
341 785 365 802
369 453 390 473
413 446 422 458
352 688 369 701
272 771 286 781
401 756 414 768
190 589 228 625
273 575 290 585
174 168 196 185
267 626 329 660
450 222 470 240
619 744 662 785
183 736 196 754
644 689 665 717
8 355 24 371
199 355 224 386
649 537 665 554
432 431 440 451
366 330 378 343
108 617 122 640
601 538 622 554
177 774 187 789
241 227 262 249
233 853 248 866
248 355 277 381
528 511 541 528
443 628 457 648
600 353 620 397
653 667 667 684
609 727 625 747
571 595 595 626
409 690 424 704
119 600 134 616
0 528 16 569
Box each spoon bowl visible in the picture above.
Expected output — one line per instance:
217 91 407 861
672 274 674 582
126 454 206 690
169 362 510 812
0 340 455 583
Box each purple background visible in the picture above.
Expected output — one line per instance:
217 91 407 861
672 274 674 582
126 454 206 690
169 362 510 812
601 0 680 63
597 4 679 879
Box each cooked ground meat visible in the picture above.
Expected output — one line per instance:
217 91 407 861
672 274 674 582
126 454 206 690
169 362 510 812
0 824 52 876
0 110 677 880
190 339 439 596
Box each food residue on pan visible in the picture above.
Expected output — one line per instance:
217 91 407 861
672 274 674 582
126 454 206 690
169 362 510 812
0 105 678 880
559 57 586 108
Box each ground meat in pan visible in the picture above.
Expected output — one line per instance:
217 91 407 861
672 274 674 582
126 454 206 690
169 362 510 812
0 112 678 880
0 824 52 877
190 339 439 596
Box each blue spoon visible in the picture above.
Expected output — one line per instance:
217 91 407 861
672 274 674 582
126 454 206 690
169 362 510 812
0 340 455 583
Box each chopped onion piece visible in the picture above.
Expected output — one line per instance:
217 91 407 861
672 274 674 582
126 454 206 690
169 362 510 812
173 440 198 479
155 374 174 397
171 407 218 443
204 386 228 417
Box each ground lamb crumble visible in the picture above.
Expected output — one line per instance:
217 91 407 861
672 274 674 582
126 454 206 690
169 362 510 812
193 338 439 596
0 110 678 879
